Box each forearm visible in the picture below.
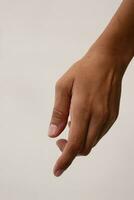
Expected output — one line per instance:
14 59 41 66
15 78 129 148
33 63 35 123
87 0 134 71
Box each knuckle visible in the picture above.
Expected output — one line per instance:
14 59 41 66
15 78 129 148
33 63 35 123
95 107 109 123
55 79 66 92
110 111 119 122
52 107 67 121
69 142 81 154
81 148 91 156
73 99 90 119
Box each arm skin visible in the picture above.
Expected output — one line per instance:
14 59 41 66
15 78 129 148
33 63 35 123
48 0 134 177
89 0 134 71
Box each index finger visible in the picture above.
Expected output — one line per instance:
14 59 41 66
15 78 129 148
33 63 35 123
53 97 90 176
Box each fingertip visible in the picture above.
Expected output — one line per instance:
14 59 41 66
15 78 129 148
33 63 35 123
54 169 64 177
53 151 67 177
53 161 63 177
56 139 67 152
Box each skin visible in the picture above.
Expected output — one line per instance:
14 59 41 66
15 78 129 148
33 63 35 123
48 0 134 177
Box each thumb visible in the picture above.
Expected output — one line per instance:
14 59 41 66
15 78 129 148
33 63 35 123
48 78 72 137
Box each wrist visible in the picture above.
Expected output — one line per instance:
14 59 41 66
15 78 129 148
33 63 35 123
96 32 134 66
85 25 134 75
92 33 134 67
84 39 130 78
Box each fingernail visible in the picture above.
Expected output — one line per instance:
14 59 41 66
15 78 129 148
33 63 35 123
55 169 64 177
48 124 58 137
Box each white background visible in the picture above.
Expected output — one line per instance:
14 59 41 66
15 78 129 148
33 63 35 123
0 0 134 199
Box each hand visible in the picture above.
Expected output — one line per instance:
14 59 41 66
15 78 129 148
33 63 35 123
48 46 124 177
